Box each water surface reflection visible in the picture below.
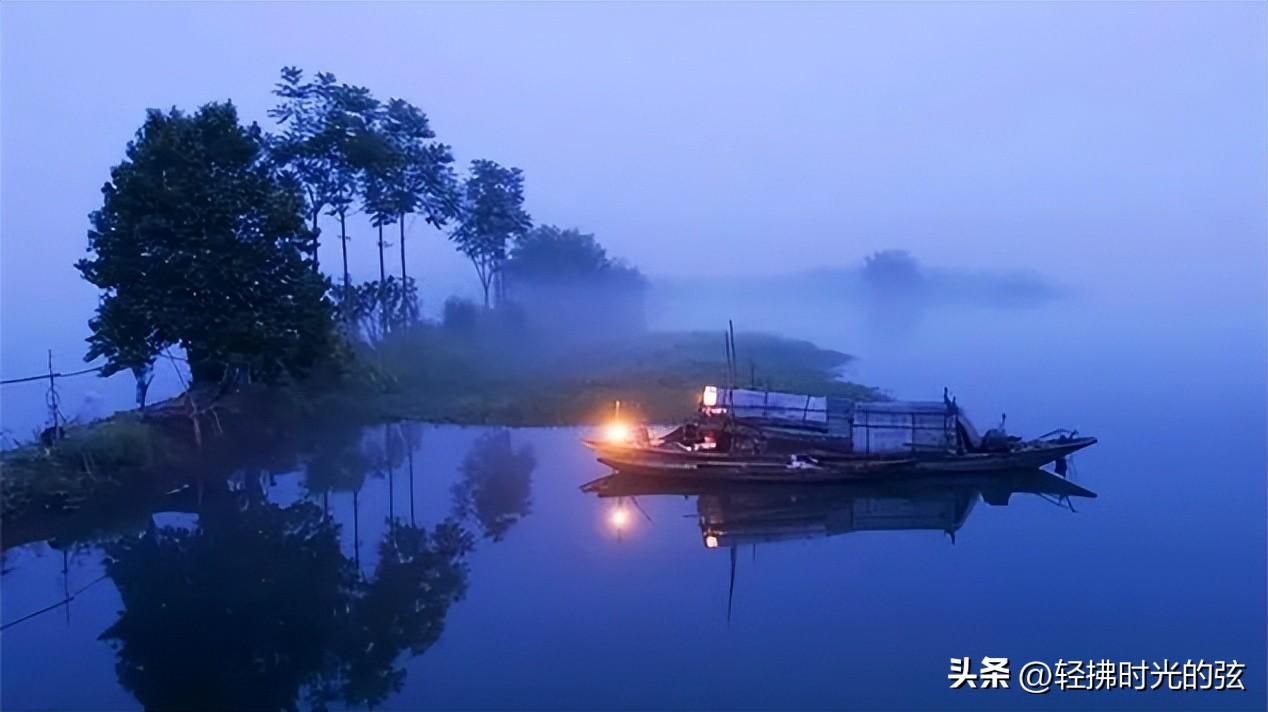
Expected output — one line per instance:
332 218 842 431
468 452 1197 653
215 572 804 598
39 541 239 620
584 468 1093 549
1 425 537 710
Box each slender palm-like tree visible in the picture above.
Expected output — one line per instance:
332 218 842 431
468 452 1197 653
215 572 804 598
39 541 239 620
362 143 399 330
269 68 339 273
380 99 460 297
326 83 382 294
450 160 532 308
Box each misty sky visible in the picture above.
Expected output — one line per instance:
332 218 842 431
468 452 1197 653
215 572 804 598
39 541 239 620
2 2 1266 406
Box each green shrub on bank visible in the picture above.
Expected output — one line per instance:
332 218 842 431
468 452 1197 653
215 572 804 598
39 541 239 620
57 416 157 474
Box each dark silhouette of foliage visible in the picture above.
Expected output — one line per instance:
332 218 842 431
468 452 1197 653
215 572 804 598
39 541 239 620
333 277 421 342
507 225 607 277
441 296 480 334
359 111 403 326
273 68 460 320
324 82 385 293
504 225 647 336
304 421 375 498
268 67 340 272
84 290 158 387
269 67 384 291
101 491 475 711
506 225 645 287
451 430 535 541
364 98 461 293
77 102 338 385
861 249 924 291
450 160 532 308
326 521 474 708
100 497 353 711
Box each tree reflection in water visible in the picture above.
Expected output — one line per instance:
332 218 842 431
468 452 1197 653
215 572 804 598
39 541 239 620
303 422 374 573
321 521 473 708
100 495 352 710
399 422 423 526
451 430 535 541
97 423 537 710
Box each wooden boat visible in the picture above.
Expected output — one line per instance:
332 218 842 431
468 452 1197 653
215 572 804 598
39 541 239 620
584 385 1096 483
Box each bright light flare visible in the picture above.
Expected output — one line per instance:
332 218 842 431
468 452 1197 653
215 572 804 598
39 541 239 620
610 507 631 529
603 422 632 443
702 385 718 407
704 534 719 549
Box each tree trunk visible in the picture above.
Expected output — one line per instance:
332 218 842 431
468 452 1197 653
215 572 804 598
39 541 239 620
385 425 395 527
339 212 350 291
398 215 407 284
353 486 361 577
377 222 387 334
377 223 387 284
310 211 321 273
398 216 409 328
408 446 416 526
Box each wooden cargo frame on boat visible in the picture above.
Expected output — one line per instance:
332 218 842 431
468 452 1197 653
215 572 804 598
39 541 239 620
705 386 970 456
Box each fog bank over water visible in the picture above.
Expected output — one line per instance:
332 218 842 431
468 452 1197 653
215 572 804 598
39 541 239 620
655 249 1064 318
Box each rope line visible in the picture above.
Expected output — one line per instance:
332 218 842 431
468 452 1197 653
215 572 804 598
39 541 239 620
0 573 111 632
1 366 104 386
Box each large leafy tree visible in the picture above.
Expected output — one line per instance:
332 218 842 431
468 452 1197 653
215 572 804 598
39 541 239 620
78 102 338 385
450 160 532 308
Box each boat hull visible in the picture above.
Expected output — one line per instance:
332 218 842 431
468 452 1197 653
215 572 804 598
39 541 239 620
592 436 1096 484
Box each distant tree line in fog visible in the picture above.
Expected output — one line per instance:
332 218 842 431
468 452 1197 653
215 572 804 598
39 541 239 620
77 67 645 389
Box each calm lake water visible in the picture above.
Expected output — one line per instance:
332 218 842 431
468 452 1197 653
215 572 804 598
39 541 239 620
3 296 1265 710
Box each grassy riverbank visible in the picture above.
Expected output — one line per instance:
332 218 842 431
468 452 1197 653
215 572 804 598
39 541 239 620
361 328 880 425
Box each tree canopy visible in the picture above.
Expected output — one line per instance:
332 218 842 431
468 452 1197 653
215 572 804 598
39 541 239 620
506 225 644 287
503 225 647 337
366 97 461 229
449 160 532 308
862 249 923 290
272 67 460 300
77 102 338 384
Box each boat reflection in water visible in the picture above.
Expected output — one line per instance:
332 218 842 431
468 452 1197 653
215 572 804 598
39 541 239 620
582 468 1095 549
